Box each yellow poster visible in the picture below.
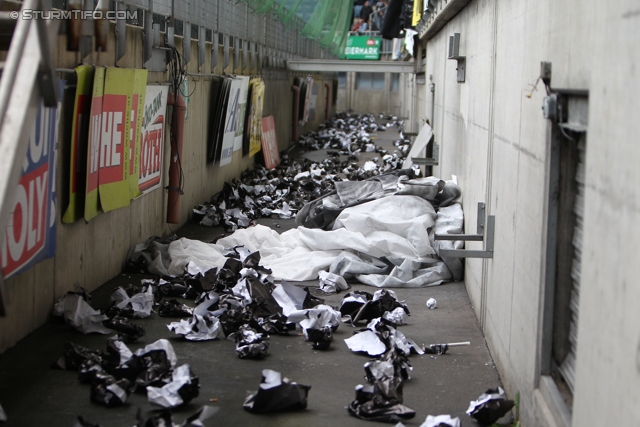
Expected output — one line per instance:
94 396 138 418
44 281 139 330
84 66 105 222
249 78 265 157
63 64 94 223
128 69 148 199
99 67 134 212
412 0 423 26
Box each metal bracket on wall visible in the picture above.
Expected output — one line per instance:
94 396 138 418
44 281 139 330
182 22 191 65
198 26 206 69
144 15 171 72
447 32 465 83
411 142 439 166
223 34 230 69
435 202 495 258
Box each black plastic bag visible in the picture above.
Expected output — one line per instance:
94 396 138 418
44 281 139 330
158 299 194 317
243 369 310 414
347 377 415 422
466 388 514 426
102 316 145 342
90 377 130 407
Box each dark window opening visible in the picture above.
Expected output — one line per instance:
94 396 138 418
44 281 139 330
356 72 384 90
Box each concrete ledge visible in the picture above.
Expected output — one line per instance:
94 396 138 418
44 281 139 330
287 59 415 73
534 375 572 427
418 0 473 41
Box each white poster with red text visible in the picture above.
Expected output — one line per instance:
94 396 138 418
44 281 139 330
138 85 168 195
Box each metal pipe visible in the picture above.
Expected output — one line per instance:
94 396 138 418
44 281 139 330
291 84 299 143
166 91 186 224
324 82 331 121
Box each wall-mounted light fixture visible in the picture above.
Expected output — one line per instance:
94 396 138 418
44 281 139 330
448 32 465 83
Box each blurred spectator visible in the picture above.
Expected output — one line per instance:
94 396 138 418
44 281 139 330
352 17 369 33
360 0 374 27
354 0 364 19
358 18 369 33
374 0 387 31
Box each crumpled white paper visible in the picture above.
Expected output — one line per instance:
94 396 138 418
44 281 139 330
53 294 112 334
366 318 424 356
109 339 133 365
344 330 386 356
134 339 177 367
420 414 461 427
318 271 350 294
272 281 307 316
168 299 224 341
288 304 341 341
110 286 154 318
383 307 408 325
147 364 195 408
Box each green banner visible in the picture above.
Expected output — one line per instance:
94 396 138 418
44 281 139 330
345 36 381 60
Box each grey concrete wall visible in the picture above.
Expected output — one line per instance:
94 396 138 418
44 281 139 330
336 72 409 117
423 0 640 426
0 25 334 353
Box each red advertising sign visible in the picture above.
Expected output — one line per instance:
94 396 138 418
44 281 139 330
260 116 280 170
98 94 127 185
1 79 64 279
138 85 168 194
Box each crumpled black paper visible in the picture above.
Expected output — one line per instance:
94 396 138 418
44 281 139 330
135 405 218 427
147 364 200 408
191 113 408 231
305 326 333 350
347 377 415 422
52 342 110 371
73 415 99 427
466 387 514 426
102 316 145 343
234 325 269 359
90 376 130 407
158 299 194 317
340 290 410 324
243 369 311 414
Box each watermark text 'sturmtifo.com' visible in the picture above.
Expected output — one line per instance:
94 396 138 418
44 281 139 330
11 10 138 20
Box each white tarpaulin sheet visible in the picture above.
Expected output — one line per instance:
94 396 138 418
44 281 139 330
164 195 460 287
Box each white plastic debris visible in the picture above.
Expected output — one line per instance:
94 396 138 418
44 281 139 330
109 286 155 318
53 294 112 334
344 330 387 356
318 270 350 294
420 414 461 427
426 298 437 309
147 364 197 408
383 307 408 325
363 161 378 171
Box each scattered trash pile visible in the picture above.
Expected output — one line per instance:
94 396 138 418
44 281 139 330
53 337 198 409
49 260 515 426
191 113 413 231
74 406 218 427
340 290 420 422
50 248 342 416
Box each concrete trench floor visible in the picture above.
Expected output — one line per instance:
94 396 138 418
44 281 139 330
0 120 504 426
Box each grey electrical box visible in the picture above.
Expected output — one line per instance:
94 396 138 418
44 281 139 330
542 94 558 121
447 33 466 83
